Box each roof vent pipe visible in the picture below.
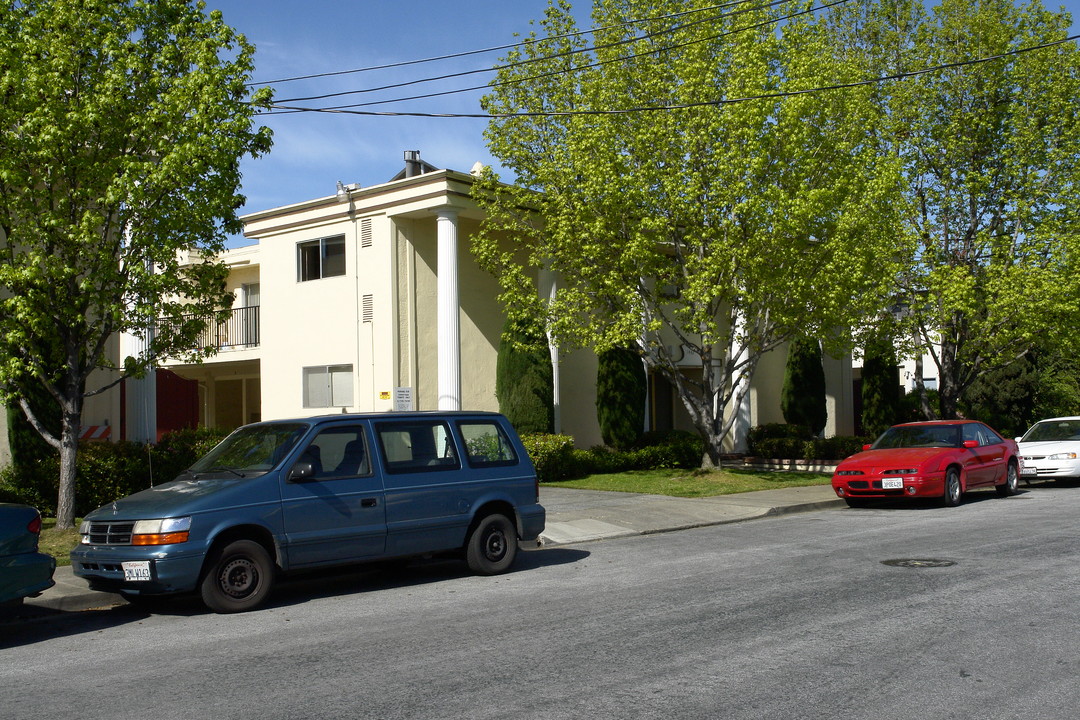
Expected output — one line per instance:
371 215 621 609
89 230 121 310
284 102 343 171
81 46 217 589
404 150 422 178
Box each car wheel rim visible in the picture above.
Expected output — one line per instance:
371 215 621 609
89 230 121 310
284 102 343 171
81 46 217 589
484 529 507 562
220 558 258 599
1008 466 1018 491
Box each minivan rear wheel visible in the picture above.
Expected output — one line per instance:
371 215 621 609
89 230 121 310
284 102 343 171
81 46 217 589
466 514 517 575
200 539 275 613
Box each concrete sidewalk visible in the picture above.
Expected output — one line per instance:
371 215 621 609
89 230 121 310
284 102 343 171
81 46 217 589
20 483 843 614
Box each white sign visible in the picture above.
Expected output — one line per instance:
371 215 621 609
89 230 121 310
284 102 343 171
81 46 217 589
393 387 414 411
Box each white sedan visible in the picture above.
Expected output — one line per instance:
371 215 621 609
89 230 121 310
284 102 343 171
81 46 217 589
1017 416 1080 482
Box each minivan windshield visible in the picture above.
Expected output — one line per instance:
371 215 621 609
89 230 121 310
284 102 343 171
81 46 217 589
872 424 961 449
188 423 308 475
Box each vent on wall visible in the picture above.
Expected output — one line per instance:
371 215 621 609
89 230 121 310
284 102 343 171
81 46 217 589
360 218 373 248
362 294 374 323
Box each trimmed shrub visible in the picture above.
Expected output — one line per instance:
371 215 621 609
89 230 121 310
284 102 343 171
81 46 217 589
0 426 231 517
747 423 813 456
519 433 576 482
861 336 902 437
781 337 828 435
496 317 554 434
631 430 703 469
596 347 647 450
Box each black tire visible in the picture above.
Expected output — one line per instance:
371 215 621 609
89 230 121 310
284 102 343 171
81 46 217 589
996 461 1019 497
465 514 518 575
199 539 275 613
943 467 963 507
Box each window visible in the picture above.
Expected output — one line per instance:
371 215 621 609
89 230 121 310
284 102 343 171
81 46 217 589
376 420 459 473
459 422 517 467
299 425 370 479
298 235 346 281
303 365 353 408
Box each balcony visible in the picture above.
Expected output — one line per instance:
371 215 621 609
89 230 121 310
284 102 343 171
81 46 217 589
159 305 260 353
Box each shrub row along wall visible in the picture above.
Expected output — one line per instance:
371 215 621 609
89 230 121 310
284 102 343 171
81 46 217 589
0 427 229 517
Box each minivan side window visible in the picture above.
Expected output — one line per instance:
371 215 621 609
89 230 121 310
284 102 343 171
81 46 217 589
458 421 517 467
376 421 460 473
300 425 371 479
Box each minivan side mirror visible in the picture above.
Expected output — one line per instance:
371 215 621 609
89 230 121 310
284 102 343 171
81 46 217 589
288 460 316 482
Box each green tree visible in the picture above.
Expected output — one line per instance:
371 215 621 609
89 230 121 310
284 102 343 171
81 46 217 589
596 346 647 450
474 0 904 464
0 0 273 527
495 317 555 435
860 335 901 437
781 337 828 436
829 0 1080 419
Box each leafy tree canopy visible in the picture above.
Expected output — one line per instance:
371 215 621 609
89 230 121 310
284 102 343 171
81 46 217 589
0 0 273 526
473 0 905 463
828 0 1080 418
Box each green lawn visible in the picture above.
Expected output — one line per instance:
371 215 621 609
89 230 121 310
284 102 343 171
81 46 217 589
542 467 831 497
39 518 80 567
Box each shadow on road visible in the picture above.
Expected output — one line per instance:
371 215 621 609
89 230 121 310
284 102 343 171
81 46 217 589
843 487 1031 511
0 545 591 641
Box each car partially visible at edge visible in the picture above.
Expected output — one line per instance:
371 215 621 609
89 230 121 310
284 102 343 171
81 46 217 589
0 503 56 608
831 420 1020 508
1016 416 1080 483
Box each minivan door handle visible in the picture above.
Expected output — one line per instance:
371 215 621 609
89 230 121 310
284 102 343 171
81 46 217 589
361 498 378 508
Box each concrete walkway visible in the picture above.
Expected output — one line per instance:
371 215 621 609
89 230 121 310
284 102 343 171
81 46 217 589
19 483 843 614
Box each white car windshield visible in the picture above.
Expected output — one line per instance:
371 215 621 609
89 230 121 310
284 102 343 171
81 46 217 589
1021 420 1080 443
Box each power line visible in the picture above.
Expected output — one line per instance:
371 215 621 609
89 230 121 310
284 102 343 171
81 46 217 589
250 0 770 88
266 0 832 115
271 0 797 104
260 33 1080 119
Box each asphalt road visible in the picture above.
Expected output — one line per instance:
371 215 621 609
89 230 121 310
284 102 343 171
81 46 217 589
2 484 1078 720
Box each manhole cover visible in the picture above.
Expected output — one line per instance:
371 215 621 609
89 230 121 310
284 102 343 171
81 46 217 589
881 558 956 568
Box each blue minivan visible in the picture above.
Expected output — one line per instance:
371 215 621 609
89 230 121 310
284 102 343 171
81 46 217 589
71 412 545 613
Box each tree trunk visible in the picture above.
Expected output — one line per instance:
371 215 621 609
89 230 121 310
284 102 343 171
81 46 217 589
54 404 82 530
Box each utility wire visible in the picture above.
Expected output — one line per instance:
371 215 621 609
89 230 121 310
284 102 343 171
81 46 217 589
266 0 834 116
250 0 772 87
260 33 1080 119
271 0 798 104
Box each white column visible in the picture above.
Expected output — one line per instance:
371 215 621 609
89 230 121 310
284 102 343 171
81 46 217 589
539 263 560 433
120 330 156 443
436 209 461 410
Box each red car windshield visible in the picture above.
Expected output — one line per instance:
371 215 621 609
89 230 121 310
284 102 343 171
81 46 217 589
873 425 962 449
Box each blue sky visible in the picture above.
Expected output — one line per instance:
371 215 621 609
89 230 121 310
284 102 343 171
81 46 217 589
209 0 1080 247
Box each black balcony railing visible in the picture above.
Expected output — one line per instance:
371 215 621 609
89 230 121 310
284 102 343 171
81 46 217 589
159 305 260 352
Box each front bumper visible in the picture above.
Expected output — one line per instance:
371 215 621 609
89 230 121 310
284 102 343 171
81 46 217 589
832 472 946 499
1019 460 1080 480
70 545 206 596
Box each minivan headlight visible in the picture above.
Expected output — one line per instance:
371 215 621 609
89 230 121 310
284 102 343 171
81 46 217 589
131 517 192 546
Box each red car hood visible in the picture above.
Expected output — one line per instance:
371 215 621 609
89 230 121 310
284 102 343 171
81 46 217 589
837 447 954 471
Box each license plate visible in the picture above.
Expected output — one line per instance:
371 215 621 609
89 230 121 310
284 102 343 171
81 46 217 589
122 561 152 582
881 477 904 489
1020 467 1036 476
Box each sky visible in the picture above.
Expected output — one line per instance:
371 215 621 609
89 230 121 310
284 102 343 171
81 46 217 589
209 0 1080 247
209 0 570 245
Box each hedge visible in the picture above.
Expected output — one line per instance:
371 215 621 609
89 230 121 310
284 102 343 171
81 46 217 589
0 426 230 517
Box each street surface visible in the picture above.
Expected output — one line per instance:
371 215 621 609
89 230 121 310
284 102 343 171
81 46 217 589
2 483 1078 719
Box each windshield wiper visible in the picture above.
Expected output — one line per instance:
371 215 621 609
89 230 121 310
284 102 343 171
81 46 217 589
192 466 246 478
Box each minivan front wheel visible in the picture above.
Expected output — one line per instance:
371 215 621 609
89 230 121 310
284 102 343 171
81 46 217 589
466 514 518 575
200 539 275 613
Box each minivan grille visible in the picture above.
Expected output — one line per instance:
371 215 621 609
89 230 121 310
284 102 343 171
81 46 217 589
87 522 135 545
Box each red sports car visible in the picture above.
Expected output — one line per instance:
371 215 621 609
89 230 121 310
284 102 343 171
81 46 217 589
832 420 1020 507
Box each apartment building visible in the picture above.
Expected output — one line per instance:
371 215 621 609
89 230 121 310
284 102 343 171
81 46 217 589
2 152 855 460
